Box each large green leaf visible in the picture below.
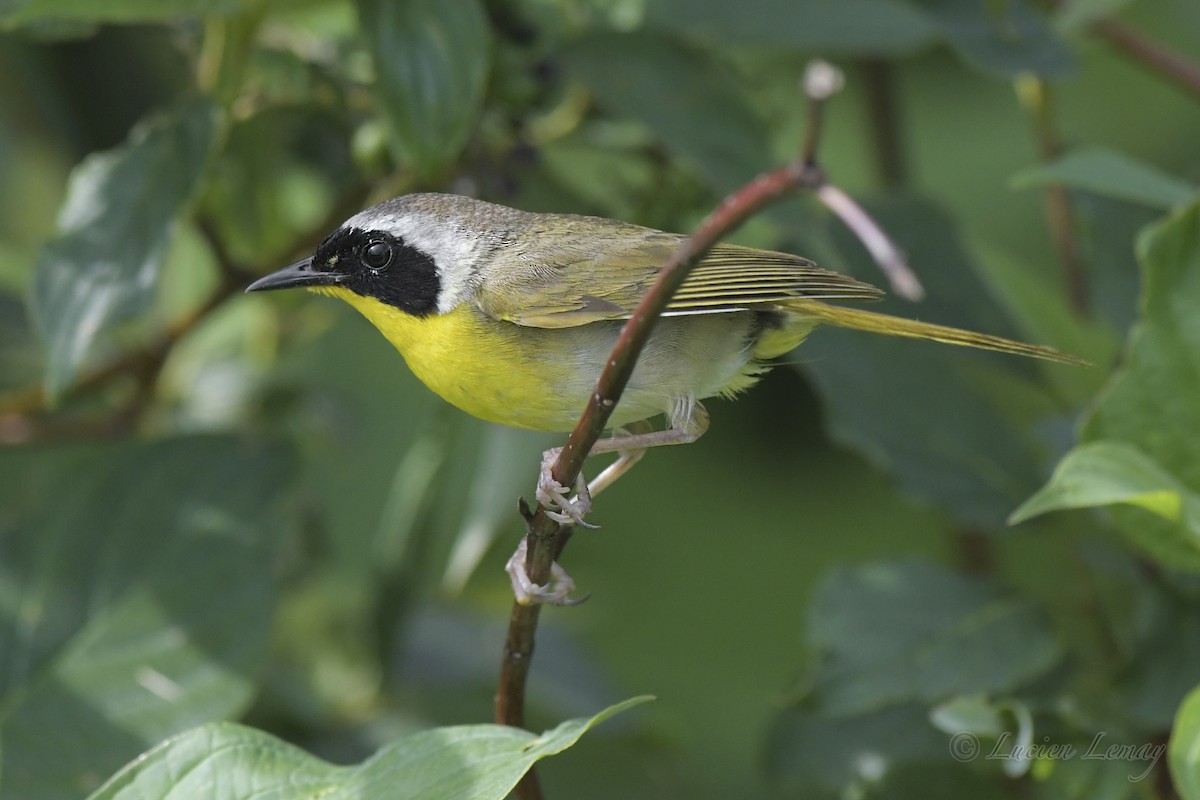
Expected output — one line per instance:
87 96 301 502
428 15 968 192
88 696 651 800
355 0 489 181
646 0 939 56
765 702 951 795
0 437 293 800
1012 147 1197 211
1172 685 1200 800
30 98 218 399
561 31 771 192
915 0 1075 77
801 559 1062 716
1 0 239 25
1066 201 1200 570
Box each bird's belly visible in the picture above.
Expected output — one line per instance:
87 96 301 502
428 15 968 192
337 294 764 432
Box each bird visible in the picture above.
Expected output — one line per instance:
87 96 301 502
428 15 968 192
247 192 1084 604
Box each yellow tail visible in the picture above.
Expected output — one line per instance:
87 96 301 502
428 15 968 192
785 299 1088 365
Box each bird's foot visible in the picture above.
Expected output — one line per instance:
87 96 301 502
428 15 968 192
536 449 598 528
505 537 589 606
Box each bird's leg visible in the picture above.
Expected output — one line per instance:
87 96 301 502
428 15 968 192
511 402 709 605
504 536 585 606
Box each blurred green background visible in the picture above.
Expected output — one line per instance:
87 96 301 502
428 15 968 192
3 1 1200 798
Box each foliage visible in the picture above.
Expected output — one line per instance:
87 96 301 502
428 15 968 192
1 0 1199 798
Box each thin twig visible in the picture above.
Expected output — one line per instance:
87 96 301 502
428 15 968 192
1014 75 1089 317
799 60 843 165
0 277 234 419
860 59 907 189
1091 18 1200 101
816 184 923 301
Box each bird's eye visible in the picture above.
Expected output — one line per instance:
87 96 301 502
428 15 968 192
363 240 393 271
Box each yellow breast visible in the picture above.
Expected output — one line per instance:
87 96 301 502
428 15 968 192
324 288 589 431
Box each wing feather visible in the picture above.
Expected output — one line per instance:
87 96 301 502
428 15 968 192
474 217 881 328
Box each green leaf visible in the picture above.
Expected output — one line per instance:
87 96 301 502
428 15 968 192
1078 201 1200 569
355 0 489 181
803 559 1062 715
30 98 218 399
0 437 293 800
561 31 771 192
88 696 652 800
1012 147 1197 210
1172 684 1200 800
1011 441 1200 531
2 0 240 26
646 0 939 56
916 0 1075 77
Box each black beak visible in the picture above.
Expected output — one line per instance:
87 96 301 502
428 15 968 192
245 257 345 293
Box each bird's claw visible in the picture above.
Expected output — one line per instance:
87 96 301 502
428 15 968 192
505 538 589 606
536 451 598 529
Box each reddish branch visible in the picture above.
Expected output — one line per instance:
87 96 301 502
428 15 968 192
495 61 918 800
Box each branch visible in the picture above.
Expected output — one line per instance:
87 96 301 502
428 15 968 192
495 60 918 800
0 276 236 422
1014 75 1089 317
1091 18 1200 101
860 58 907 189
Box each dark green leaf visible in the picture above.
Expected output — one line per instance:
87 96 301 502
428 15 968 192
766 702 949 794
915 0 1075 77
0 293 40 391
2 0 240 25
880 763 1014 799
89 697 651 800
1072 193 1159 336
803 559 1062 715
0 437 293 800
561 31 771 192
1113 583 1200 731
355 0 489 181
1036 756 1152 800
646 0 939 56
30 98 218 399
1012 148 1197 211
1172 685 1200 800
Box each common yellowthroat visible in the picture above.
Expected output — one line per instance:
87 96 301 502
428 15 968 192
247 193 1082 603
